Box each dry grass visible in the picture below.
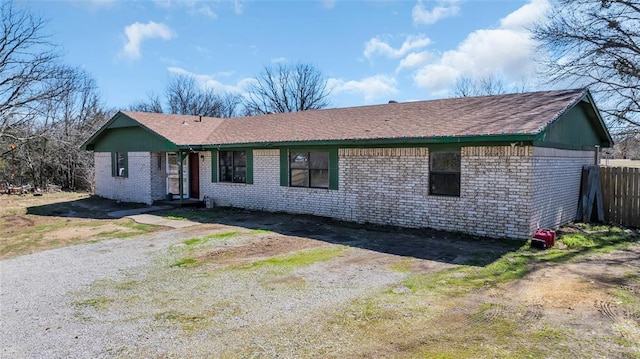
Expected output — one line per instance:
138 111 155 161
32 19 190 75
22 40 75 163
0 192 164 259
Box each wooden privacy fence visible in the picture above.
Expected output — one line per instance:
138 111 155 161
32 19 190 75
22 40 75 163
599 166 640 227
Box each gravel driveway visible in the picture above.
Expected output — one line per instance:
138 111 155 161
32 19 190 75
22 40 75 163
1 228 201 358
1 219 416 358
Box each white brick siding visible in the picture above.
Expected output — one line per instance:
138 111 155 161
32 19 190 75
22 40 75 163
530 147 594 233
96 146 593 238
95 152 159 205
150 152 167 202
198 146 591 239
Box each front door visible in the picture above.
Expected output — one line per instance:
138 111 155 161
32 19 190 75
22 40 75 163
167 153 188 199
189 153 200 199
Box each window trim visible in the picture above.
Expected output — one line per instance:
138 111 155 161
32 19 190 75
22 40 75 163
280 148 338 190
429 149 461 197
219 150 247 183
111 152 128 178
210 149 253 184
289 151 329 189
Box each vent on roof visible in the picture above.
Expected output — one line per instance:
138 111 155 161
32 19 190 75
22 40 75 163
197 115 202 122
388 100 398 104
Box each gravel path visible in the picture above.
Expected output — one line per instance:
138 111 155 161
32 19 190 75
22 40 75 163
0 225 408 358
0 228 206 359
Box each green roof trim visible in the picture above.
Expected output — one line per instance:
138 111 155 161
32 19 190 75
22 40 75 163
82 89 613 153
201 134 538 150
81 112 179 152
534 90 613 148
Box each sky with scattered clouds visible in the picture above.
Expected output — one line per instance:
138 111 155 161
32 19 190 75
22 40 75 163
20 0 555 110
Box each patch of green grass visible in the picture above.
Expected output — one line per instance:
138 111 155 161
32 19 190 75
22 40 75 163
404 250 533 297
158 209 215 223
559 224 634 254
403 225 636 298
183 237 206 246
164 215 188 221
204 231 238 240
153 309 218 331
119 220 159 232
389 258 413 273
114 280 139 291
96 230 122 238
73 296 112 310
170 257 198 267
532 326 566 342
613 287 639 306
241 246 346 272
174 231 237 250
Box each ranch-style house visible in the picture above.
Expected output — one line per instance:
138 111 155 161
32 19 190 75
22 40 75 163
82 88 613 239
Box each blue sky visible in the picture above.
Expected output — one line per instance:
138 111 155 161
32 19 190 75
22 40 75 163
20 0 552 110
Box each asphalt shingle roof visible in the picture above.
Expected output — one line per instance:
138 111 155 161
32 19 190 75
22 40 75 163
122 88 588 146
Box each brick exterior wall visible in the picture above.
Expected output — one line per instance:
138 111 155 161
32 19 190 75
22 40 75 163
530 147 594 233
95 152 157 205
94 146 592 238
150 152 167 202
198 146 592 239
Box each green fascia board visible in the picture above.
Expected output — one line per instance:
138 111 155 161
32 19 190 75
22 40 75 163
534 90 613 148
92 126 178 152
201 134 538 151
82 111 178 151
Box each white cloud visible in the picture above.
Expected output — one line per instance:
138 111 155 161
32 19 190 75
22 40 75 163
122 21 175 60
412 0 550 95
397 51 430 72
500 0 550 30
329 75 398 103
194 5 217 19
167 67 251 94
364 34 431 60
412 0 460 25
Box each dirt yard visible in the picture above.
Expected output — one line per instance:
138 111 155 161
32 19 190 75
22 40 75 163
0 193 163 259
1 193 639 358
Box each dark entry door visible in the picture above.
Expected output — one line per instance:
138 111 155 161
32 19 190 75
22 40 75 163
189 153 200 199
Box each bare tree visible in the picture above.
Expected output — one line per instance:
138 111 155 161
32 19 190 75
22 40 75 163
2 69 109 191
129 92 163 113
0 2 106 191
451 76 508 97
244 62 331 115
130 74 241 117
0 1 74 141
533 0 639 130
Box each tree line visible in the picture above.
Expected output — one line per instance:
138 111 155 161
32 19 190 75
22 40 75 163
0 0 638 192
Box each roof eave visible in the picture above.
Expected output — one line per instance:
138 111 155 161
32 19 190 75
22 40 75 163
201 133 539 149
81 111 180 151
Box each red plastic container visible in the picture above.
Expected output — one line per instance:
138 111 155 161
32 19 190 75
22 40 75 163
532 228 556 249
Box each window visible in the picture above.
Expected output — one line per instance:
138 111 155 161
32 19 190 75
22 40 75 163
219 151 246 183
111 152 127 177
290 151 329 188
430 150 460 196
